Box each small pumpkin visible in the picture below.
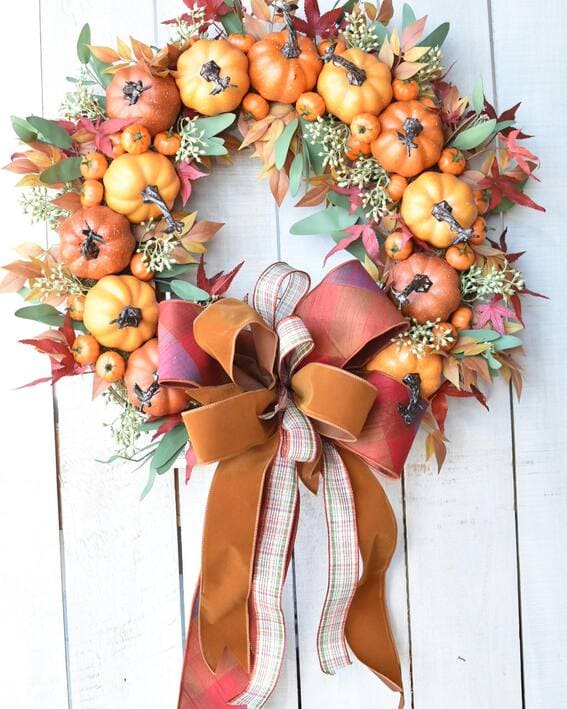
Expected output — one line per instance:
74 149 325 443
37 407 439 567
106 65 181 136
371 100 444 177
103 152 181 230
176 39 249 115
83 275 158 352
124 338 191 416
248 5 321 104
366 342 442 398
401 172 478 248
317 47 392 124
390 252 461 323
59 206 135 280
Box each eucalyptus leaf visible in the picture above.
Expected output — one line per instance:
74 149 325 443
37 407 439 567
331 230 366 262
289 153 304 197
486 351 502 370
290 206 358 235
40 157 83 184
195 113 236 138
26 116 73 149
170 279 210 301
151 424 188 470
140 466 157 500
200 138 228 156
327 190 350 210
15 304 65 327
460 328 501 342
77 23 91 64
89 55 113 88
471 78 484 114
155 263 198 279
370 21 388 45
493 335 523 351
402 3 416 29
11 116 37 143
495 119 515 133
220 10 243 34
140 418 168 432
275 119 298 170
421 22 450 48
300 118 325 176
451 118 497 150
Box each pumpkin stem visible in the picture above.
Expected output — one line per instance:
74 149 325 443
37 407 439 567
80 222 105 260
275 2 302 59
200 60 237 95
122 80 150 106
141 185 184 234
322 44 366 86
133 372 160 409
397 117 423 157
112 306 143 329
398 373 425 424
391 273 433 309
431 200 475 244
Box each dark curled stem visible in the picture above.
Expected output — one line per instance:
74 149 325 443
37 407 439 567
274 2 301 59
200 60 236 95
133 372 160 409
322 43 366 86
122 80 150 106
398 373 425 425
80 222 105 260
431 200 474 244
391 273 433 309
396 117 423 157
111 306 143 329
141 185 184 234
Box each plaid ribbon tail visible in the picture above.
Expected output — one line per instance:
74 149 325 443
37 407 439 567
317 441 359 674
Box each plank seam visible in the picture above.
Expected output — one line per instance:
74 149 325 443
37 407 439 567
401 471 415 709
175 468 188 650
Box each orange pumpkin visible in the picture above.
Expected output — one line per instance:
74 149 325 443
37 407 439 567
103 152 181 231
176 39 249 115
83 275 158 352
124 338 191 416
59 206 135 280
366 342 442 398
317 47 392 124
390 252 461 323
401 172 478 248
371 100 444 177
106 65 181 136
248 5 321 103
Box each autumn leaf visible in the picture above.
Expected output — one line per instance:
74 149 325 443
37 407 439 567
292 0 347 39
184 220 224 244
51 191 81 214
401 16 427 51
87 45 120 63
325 223 380 264
269 167 289 206
377 0 394 24
499 129 540 178
176 160 208 205
474 296 517 335
196 255 244 296
479 161 545 212
183 0 231 20
295 183 330 207
77 117 139 157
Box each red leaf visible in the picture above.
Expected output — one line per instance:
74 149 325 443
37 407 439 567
185 445 197 483
292 0 346 38
196 255 243 296
151 413 183 441
177 160 208 205
183 0 231 20
430 392 448 433
62 312 76 348
324 224 365 264
437 381 489 410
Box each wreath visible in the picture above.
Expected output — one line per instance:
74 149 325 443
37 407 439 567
2 0 544 706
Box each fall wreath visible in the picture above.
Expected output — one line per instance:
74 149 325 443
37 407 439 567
3 0 544 706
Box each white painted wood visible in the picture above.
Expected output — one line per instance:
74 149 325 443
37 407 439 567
491 1 567 706
0 2 68 706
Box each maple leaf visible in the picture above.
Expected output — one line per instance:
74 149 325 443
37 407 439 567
436 381 489 411
182 0 231 21
479 161 545 212
430 391 448 433
324 223 381 265
483 99 531 139
333 185 363 214
196 255 244 296
177 160 208 205
292 0 346 39
151 414 183 441
473 296 517 335
77 117 139 157
499 129 540 179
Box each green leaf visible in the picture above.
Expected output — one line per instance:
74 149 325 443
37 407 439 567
290 206 358 235
170 279 210 301
200 137 228 156
289 153 304 197
40 157 83 184
140 466 157 500
77 23 91 64
220 10 243 34
460 328 501 342
15 304 65 327
11 116 37 143
485 351 502 370
495 119 515 133
451 118 497 150
493 335 523 351
89 55 113 88
370 21 388 45
140 418 168 432
275 118 298 170
154 263 198 280
471 78 484 114
300 118 325 176
331 230 366 262
26 116 73 149
151 424 188 471
195 113 236 138
421 22 450 48
402 4 416 29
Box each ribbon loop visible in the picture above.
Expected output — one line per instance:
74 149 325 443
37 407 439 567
253 262 311 329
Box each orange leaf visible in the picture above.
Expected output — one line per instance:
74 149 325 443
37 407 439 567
239 116 275 148
170 245 199 263
14 242 44 259
243 13 268 39
269 168 289 206
116 37 133 60
251 0 271 21
185 220 224 243
3 261 43 279
295 183 330 207
16 174 42 187
0 270 26 293
87 45 120 63
377 0 394 23
394 61 427 80
130 37 154 62
51 191 82 214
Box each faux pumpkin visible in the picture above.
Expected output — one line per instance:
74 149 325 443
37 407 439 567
317 47 392 124
106 65 181 136
389 252 461 323
59 206 135 280
401 171 478 248
124 338 191 416
83 275 158 352
247 5 321 104
103 152 181 231
371 100 444 177
366 342 442 399
176 39 250 115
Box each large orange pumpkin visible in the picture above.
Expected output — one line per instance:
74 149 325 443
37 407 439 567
371 100 444 177
106 65 181 136
124 338 191 416
103 152 181 231
401 172 478 247
176 39 249 115
317 47 392 124
390 253 461 323
366 342 442 398
247 6 321 104
83 275 158 352
58 206 135 280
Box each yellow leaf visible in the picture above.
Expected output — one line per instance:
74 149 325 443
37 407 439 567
389 27 400 56
103 62 130 75
363 256 380 281
116 37 133 61
87 45 120 63
251 0 271 21
130 36 154 62
177 211 198 236
403 46 430 62
181 241 207 254
378 38 394 68
16 174 42 187
364 2 377 20
394 61 427 80
14 242 45 259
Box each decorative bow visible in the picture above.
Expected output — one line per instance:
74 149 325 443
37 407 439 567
158 261 424 709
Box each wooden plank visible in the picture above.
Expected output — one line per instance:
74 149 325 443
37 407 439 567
39 2 184 707
0 2 69 706
490 2 567 706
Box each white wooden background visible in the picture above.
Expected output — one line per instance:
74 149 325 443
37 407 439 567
0 1 565 707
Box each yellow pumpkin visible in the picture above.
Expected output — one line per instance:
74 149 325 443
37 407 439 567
176 39 249 115
103 152 181 229
83 275 158 352
401 172 478 248
366 342 442 399
317 48 392 124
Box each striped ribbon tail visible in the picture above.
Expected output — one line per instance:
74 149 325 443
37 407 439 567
317 441 360 674
230 447 299 709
